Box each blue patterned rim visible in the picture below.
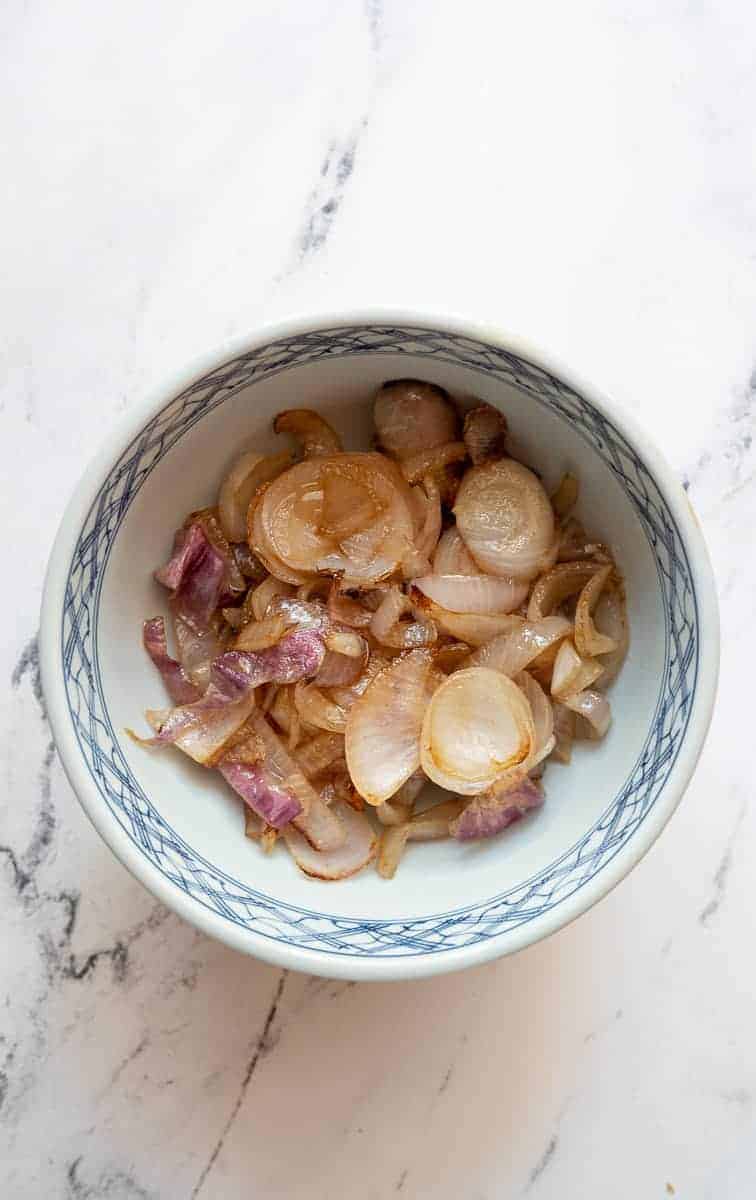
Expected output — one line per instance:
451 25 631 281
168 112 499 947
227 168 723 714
60 324 699 960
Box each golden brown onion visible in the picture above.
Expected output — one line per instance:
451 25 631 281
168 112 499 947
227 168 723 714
526 560 605 622
468 616 572 676
218 451 291 543
574 564 617 657
374 380 458 459
274 409 342 457
463 404 508 466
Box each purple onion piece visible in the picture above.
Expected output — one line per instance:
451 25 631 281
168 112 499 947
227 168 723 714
143 617 202 705
219 760 302 828
451 778 544 841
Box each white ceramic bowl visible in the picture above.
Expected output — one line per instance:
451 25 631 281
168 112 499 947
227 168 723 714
40 312 719 981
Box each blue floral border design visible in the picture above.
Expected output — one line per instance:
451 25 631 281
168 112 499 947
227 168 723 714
61 325 698 958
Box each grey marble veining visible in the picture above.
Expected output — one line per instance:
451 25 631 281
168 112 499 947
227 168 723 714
2 1 755 1197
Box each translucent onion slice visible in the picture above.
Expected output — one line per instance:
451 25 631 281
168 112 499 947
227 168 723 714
294 681 347 733
218 451 292 543
374 380 458 459
317 468 382 538
551 702 576 763
293 731 345 779
550 472 579 518
273 409 342 457
409 798 466 840
527 560 605 621
248 711 345 851
410 588 524 647
315 634 368 687
377 824 411 879
375 772 426 826
454 458 555 580
345 649 437 805
234 614 289 652
516 671 555 769
141 690 257 766
327 583 374 629
463 404 508 466
250 576 295 621
557 517 612 563
574 564 618 657
283 802 376 880
413 573 528 615
420 668 535 795
433 642 471 673
370 585 437 649
562 688 611 737
432 526 479 576
401 441 468 485
411 476 442 560
172 609 224 691
550 639 603 700
593 583 630 689
468 616 572 676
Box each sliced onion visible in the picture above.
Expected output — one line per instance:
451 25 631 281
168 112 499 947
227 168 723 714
283 801 376 879
468 616 572 676
185 509 246 598
413 573 528 615
219 758 302 828
412 476 442 560
463 404 508 466
248 489 318 586
550 639 603 700
433 642 471 673
294 731 345 779
172 608 224 691
574 564 618 657
563 688 611 737
328 652 389 713
401 441 468 485
527 560 606 621
374 380 458 459
315 635 368 687
155 523 227 626
450 776 543 840
516 671 555 768
377 824 411 879
251 576 295 621
345 649 438 805
232 542 267 581
218 451 291 543
409 588 524 647
143 617 202 704
551 702 576 764
244 807 264 840
138 689 257 766
268 685 295 735
327 583 374 629
454 458 555 580
234 614 289 652
432 526 479 576
273 409 342 457
557 517 612 563
370 585 437 649
409 798 466 840
294 681 347 733
420 668 535 795
593 586 629 690
550 472 579 519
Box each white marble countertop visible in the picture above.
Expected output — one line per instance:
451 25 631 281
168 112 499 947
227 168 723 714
1 2 753 1196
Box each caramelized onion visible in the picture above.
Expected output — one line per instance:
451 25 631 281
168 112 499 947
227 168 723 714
550 639 602 699
432 527 478 576
293 731 346 779
374 380 458 459
450 776 543 841
234 614 289 652
273 408 342 457
410 589 524 646
218 451 291 543
516 671 555 768
468 615 571 676
463 404 508 466
550 472 579 519
420 668 535 795
370 585 437 649
563 688 611 737
454 458 555 580
551 702 576 763
345 649 438 805
574 564 617 657
294 681 347 733
327 583 374 629
283 801 376 880
412 476 442 560
526 560 605 621
401 441 468 485
413 573 528 615
593 583 629 688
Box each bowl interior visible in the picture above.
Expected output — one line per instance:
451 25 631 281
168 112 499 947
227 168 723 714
60 324 699 967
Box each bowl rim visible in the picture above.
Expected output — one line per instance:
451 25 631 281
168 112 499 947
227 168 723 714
39 308 720 980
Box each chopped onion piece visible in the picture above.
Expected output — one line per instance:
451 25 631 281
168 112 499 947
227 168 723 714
593 583 630 689
234 614 289 652
551 702 576 764
432 527 479 576
412 476 442 560
433 642 471 673
283 802 376 879
454 458 555 580
274 408 342 457
409 798 466 840
413 573 528 615
410 589 524 646
550 472 579 518
293 731 345 779
374 380 458 459
563 688 611 737
294 681 348 733
377 824 411 879
550 639 603 700
420 667 535 795
370 585 437 649
516 671 555 769
219 758 302 828
251 576 295 621
345 649 438 805
218 451 291 543
527 560 606 621
143 617 202 704
574 564 617 657
468 615 572 676
463 404 508 466
450 777 543 840
327 583 374 629
401 441 468 484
